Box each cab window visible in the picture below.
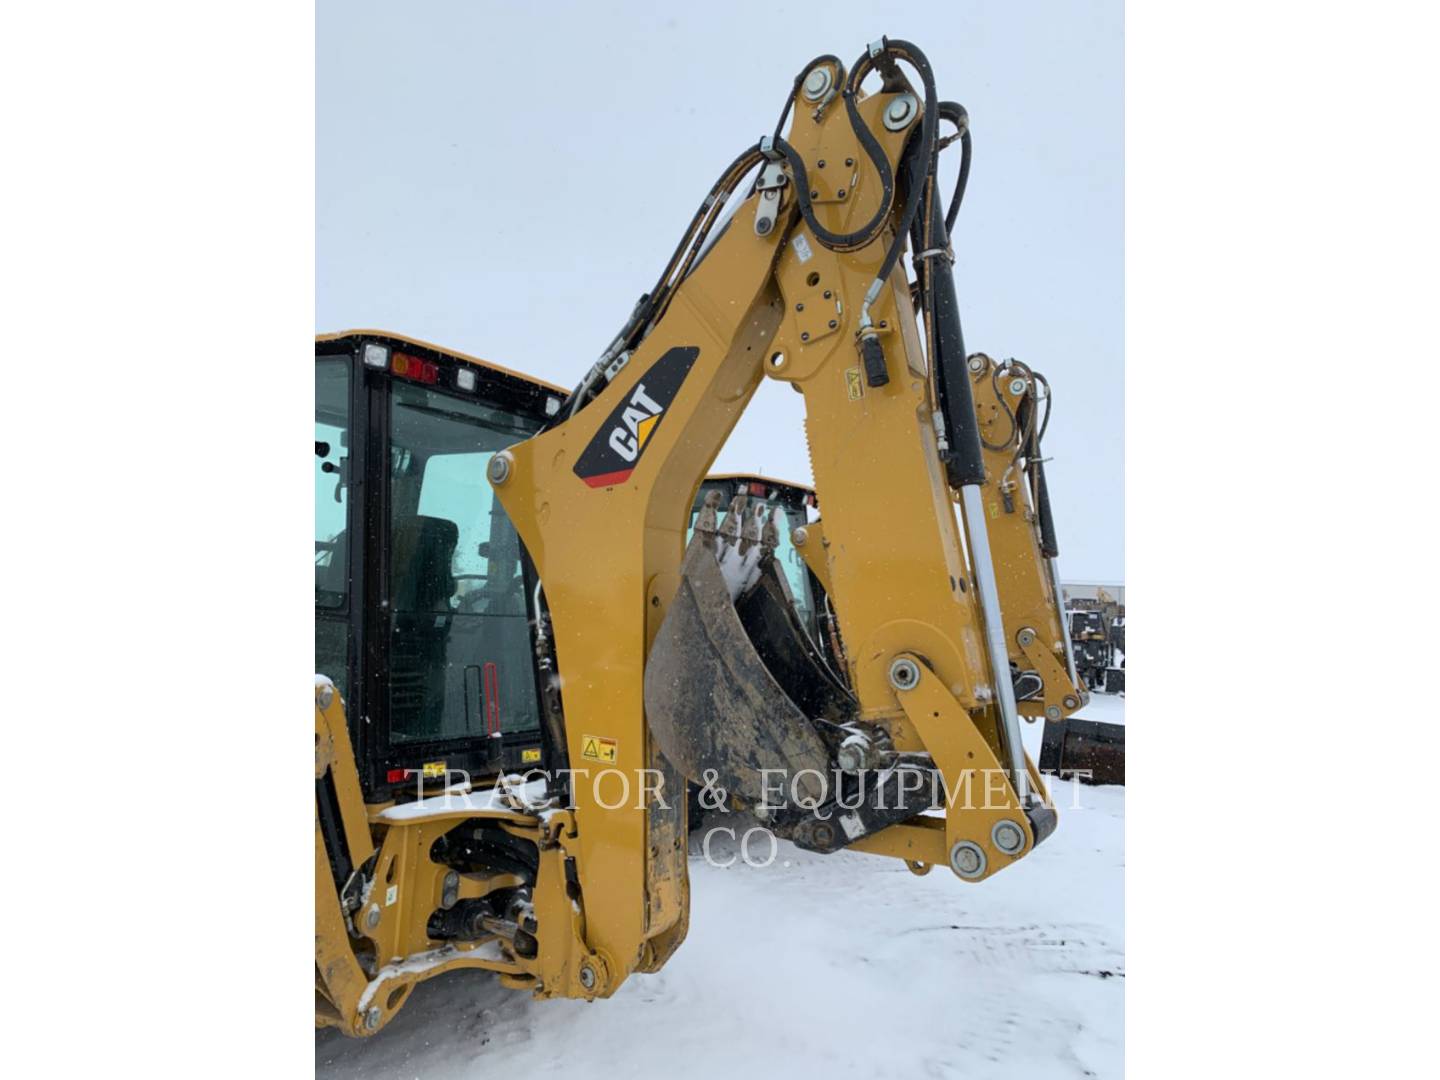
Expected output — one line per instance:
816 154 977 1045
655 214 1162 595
386 381 541 744
315 358 350 698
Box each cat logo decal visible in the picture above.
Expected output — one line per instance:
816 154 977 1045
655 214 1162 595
573 346 699 488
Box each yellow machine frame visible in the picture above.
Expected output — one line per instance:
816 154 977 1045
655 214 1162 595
489 73 1047 1004
316 39 1087 1037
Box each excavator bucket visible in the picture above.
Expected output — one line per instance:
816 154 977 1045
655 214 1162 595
644 494 845 804
1038 715 1126 786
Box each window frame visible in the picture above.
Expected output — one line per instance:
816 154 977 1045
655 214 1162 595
314 349 363 709
382 382 543 749
321 336 556 798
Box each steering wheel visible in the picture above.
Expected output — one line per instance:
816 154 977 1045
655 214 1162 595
452 573 489 612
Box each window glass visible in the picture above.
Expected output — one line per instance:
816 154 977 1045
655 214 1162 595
387 382 541 743
315 358 351 700
770 503 814 630
315 359 350 609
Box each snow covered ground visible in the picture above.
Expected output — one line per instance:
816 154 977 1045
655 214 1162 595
316 695 1125 1079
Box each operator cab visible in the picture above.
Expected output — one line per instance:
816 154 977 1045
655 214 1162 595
315 332 565 800
316 335 842 802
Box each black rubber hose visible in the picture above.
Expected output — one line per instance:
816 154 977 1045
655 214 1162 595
923 191 986 487
629 143 766 340
1025 375 1059 557
771 39 941 253
772 54 845 142
867 39 939 290
773 118 893 251
547 143 764 427
937 101 971 235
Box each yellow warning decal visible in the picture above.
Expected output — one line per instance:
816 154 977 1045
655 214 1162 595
421 760 447 778
580 734 618 763
521 747 542 764
845 367 864 401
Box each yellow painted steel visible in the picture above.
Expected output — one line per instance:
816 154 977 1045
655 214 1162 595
965 352 1088 724
317 55 1075 1037
492 206 785 1001
315 683 546 1036
490 82 1048 1003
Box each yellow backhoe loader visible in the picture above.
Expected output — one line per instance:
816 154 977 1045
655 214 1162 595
316 37 1119 1038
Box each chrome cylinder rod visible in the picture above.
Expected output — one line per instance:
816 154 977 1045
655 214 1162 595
958 484 1029 803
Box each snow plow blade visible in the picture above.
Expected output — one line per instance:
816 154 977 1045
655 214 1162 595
1038 715 1126 785
644 496 835 804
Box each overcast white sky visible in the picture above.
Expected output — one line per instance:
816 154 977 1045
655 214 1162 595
317 1 1122 581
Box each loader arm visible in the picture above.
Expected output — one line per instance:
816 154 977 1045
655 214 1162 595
490 38 1059 1003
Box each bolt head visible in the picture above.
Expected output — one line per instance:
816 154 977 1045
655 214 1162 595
967 355 986 373
756 217 772 236
365 905 381 930
949 841 987 880
487 452 512 486
365 1007 382 1031
792 526 808 547
883 96 918 130
888 657 921 691
992 819 1027 856
1009 377 1028 396
802 67 832 100
316 682 334 710
1017 628 1035 647
1045 705 1062 722
578 964 597 990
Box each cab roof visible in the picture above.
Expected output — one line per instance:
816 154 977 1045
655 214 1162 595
317 334 811 495
316 329 569 395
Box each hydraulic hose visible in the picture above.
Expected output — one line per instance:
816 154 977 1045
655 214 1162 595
1025 372 1060 558
549 142 765 427
938 101 971 236
557 40 949 421
864 39 939 297
772 54 845 142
